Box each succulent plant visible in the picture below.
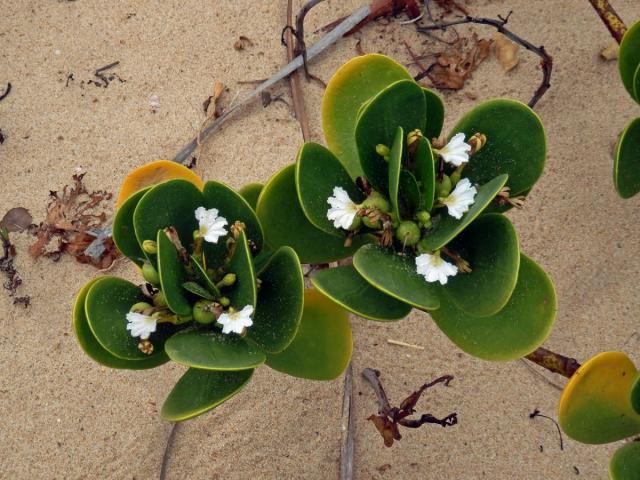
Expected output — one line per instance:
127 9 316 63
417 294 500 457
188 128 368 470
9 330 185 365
257 54 555 361
72 162 352 421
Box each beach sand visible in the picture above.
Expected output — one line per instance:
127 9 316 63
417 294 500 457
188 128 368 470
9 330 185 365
1 0 639 478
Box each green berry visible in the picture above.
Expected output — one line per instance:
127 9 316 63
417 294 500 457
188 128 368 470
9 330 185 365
141 261 160 285
219 297 231 307
193 300 216 324
361 192 390 213
395 221 421 246
416 211 431 224
435 175 452 198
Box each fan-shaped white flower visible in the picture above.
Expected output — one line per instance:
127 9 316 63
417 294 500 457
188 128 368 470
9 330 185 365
126 312 157 340
218 305 254 335
415 252 458 285
442 178 477 219
436 133 472 167
195 206 228 244
326 186 360 230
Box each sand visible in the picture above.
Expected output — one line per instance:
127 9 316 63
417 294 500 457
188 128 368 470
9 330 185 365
1 0 640 478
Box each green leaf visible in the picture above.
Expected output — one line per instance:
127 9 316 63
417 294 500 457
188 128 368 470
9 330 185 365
266 289 352 380
388 126 405 221
322 54 414 180
296 142 364 235
84 276 170 363
356 80 426 192
250 246 304 353
614 117 640 199
190 255 221 297
133 179 203 264
353 244 440 310
226 231 257 310
423 88 445 141
421 174 508 252
451 99 545 196
430 255 555 361
399 170 421 216
414 137 436 211
182 281 215 300
256 164 367 264
161 368 253 422
165 329 266 370
311 265 412 321
443 213 520 317
609 442 640 480
157 230 192 316
630 373 640 415
238 182 264 210
634 62 640 104
619 20 640 102
72 279 164 369
112 187 149 266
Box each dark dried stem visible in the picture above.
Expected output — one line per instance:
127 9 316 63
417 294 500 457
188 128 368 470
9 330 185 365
339 362 355 480
587 0 627 44
295 0 325 78
362 368 392 414
525 347 581 378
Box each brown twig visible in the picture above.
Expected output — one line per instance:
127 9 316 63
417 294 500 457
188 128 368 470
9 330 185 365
587 0 627 44
417 11 553 108
524 347 581 378
339 363 355 480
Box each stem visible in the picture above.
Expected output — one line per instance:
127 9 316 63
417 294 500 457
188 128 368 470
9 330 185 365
524 347 581 378
587 0 627 44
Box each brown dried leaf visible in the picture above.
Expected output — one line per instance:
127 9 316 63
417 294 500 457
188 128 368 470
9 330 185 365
202 82 227 118
368 415 399 447
0 207 33 232
600 41 619 61
493 32 519 72
429 34 491 90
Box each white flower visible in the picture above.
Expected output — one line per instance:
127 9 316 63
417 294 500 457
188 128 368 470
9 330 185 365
218 305 254 335
436 133 471 167
195 206 228 243
415 252 458 285
326 186 360 230
126 312 157 340
442 178 477 219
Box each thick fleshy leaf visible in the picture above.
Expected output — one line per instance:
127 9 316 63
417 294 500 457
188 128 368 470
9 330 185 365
133 179 203 264
559 351 640 444
165 329 266 370
322 54 414 180
388 126 405 221
353 244 440 310
421 174 508 252
256 164 366 264
619 20 640 102
190 255 220 297
423 88 445 141
160 368 253 422
266 289 352 380
609 442 640 480
226 231 257 310
634 63 640 103
182 281 215 300
630 373 640 415
614 117 640 199
451 99 545 195
430 255 555 361
250 247 304 353
414 137 436 211
157 230 192 316
73 279 164 369
238 183 263 210
112 187 149 265
356 80 426 192
399 170 421 216
296 142 364 235
84 276 170 363
311 265 412 321
443 213 520 317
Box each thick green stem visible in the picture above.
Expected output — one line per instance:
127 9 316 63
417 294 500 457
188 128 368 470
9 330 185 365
587 0 627 44
525 347 581 378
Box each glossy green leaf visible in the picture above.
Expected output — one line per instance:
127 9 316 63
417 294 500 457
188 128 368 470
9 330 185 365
266 289 352 380
296 142 364 235
226 231 257 310
619 20 640 102
356 80 426 192
423 88 445 141
634 63 640 104
322 54 414 180
190 255 221 297
161 368 253 422
451 99 545 196
388 126 404 221
353 244 440 310
165 329 266 370
630 373 640 415
252 243 275 275
256 164 366 264
112 187 149 265
430 255 555 361
134 179 203 264
238 183 263 210
311 265 412 321
609 442 640 480
614 117 640 199
443 213 520 317
84 276 170 363
414 137 436 212
157 230 192 316
421 174 508 252
399 170 421 216
182 281 215 300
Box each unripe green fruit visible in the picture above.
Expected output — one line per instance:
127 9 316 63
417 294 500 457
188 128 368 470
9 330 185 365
153 290 167 307
142 261 160 285
361 192 390 213
130 301 152 313
416 211 431 224
362 216 382 230
219 297 231 307
450 168 462 186
395 221 421 246
193 300 216 324
435 175 452 198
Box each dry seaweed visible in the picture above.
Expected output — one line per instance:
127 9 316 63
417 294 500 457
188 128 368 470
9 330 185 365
426 34 491 90
0 228 30 307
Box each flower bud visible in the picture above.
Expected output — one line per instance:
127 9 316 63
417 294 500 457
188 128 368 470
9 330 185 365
348 215 362 231
468 132 487 155
142 261 160 285
153 290 167 307
416 211 431 224
217 273 237 288
395 221 421 246
130 301 152 313
193 300 217 324
435 175 452 198
219 297 231 307
407 129 423 146
375 144 390 157
141 240 157 254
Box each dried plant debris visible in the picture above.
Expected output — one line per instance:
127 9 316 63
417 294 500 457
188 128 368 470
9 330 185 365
233 36 254 51
1 207 33 232
433 0 470 16
87 61 126 88
0 83 12 102
202 82 228 118
363 368 458 447
0 228 30 307
600 41 619 61
29 172 119 269
493 32 519 71
428 34 491 90
529 408 564 451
